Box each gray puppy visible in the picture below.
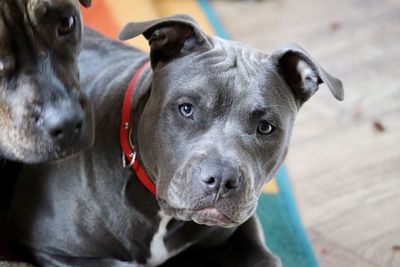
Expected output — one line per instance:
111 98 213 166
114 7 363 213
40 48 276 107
0 0 93 163
9 15 343 267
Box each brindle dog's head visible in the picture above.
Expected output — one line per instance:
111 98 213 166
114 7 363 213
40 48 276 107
120 15 344 228
0 0 93 163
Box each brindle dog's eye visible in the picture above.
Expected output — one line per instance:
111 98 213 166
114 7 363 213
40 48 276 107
0 61 5 75
0 56 15 77
178 103 194 118
57 16 76 36
257 120 275 135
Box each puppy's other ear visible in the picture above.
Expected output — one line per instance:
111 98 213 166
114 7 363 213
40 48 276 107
119 14 212 68
78 0 91 8
269 43 344 104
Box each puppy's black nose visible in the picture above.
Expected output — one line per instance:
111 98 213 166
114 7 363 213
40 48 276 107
197 159 241 197
43 104 84 146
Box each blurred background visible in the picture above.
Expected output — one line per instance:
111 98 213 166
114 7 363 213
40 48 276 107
209 0 400 266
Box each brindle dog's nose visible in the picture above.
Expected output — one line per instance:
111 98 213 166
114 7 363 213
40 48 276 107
198 159 241 197
43 103 84 147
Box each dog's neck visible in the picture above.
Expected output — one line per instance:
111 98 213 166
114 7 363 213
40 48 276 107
120 61 156 194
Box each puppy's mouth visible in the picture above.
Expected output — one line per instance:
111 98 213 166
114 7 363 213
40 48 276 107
191 208 238 228
158 199 241 228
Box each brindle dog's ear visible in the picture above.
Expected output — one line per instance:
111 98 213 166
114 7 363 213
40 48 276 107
119 14 212 68
79 0 91 8
269 43 344 104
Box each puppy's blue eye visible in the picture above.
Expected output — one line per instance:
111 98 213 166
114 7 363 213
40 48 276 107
178 103 194 117
257 120 275 135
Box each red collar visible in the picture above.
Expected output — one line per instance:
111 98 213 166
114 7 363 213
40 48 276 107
119 61 156 195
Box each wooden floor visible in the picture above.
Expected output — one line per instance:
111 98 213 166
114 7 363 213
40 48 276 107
212 0 400 266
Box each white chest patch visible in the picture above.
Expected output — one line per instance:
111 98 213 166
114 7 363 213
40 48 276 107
146 212 172 266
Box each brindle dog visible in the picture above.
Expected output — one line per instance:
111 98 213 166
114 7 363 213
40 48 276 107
0 0 93 163
0 1 92 264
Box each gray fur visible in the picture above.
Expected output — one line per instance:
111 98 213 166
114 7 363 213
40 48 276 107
0 0 93 163
9 14 343 267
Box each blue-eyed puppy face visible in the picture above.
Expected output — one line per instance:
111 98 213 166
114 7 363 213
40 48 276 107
121 14 343 227
138 38 297 227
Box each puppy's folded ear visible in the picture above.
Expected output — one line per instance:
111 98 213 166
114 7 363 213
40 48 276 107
78 0 91 8
269 43 344 104
119 14 212 68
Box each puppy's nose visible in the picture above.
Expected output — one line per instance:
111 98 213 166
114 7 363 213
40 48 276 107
198 159 241 197
43 104 84 146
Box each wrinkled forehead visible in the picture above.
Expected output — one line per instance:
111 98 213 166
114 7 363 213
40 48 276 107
26 0 80 20
158 37 297 113
0 0 79 31
4 0 79 14
26 0 79 8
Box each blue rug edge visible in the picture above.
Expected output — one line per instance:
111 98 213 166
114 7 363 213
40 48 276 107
276 167 319 267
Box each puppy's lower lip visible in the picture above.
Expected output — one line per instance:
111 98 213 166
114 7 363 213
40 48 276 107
194 208 236 224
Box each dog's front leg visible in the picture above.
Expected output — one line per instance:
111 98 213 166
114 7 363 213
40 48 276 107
34 252 141 267
161 216 281 267
211 216 282 267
